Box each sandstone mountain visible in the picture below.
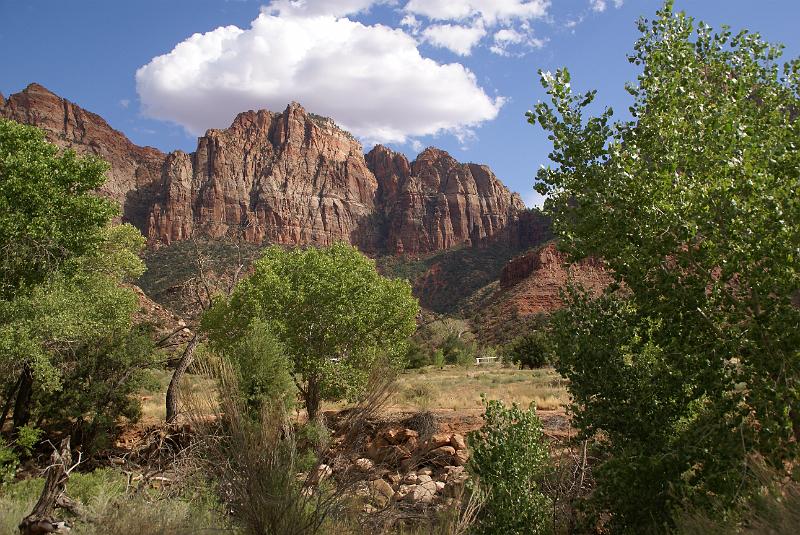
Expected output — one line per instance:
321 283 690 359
0 83 527 256
471 243 613 343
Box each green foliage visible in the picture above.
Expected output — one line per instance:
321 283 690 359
467 398 552 535
0 119 118 299
531 1 800 531
503 331 553 369
214 319 295 416
406 317 477 369
203 242 419 418
0 224 155 450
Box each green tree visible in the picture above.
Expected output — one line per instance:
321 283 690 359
504 331 553 369
203 242 419 420
467 398 552 535
217 319 296 416
530 1 800 531
0 225 156 448
0 119 117 299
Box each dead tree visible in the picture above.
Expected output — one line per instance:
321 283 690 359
163 224 251 424
19 437 83 535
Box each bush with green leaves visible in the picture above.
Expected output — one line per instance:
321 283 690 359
211 319 295 416
467 398 552 535
531 1 800 531
504 331 553 369
203 242 419 420
0 224 156 450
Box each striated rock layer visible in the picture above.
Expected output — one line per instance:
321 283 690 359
1 83 531 255
367 145 526 254
474 243 613 343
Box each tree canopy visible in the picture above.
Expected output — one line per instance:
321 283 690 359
0 118 117 299
530 1 800 531
203 242 419 419
0 120 155 450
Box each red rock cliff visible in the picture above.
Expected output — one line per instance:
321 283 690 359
367 145 525 255
2 84 531 254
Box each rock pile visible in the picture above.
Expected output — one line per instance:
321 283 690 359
339 426 472 509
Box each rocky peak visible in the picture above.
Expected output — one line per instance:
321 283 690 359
2 83 533 256
0 83 166 230
367 145 526 254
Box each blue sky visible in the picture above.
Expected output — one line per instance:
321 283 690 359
1 0 798 207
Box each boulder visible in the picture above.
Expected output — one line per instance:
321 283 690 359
368 479 395 508
450 434 467 451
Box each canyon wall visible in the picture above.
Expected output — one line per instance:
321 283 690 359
1 83 532 255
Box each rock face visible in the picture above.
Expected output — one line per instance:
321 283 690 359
1 83 528 255
146 104 380 249
367 145 526 255
474 243 614 343
498 243 611 313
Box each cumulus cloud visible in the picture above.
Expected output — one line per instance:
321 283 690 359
135 10 503 144
267 0 388 17
422 23 486 56
404 0 549 25
405 0 549 56
489 27 545 56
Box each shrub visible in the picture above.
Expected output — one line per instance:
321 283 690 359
504 331 553 369
467 398 552 535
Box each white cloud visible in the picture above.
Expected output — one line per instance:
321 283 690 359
267 0 387 17
119 99 130 108
135 10 503 145
489 27 545 56
400 14 421 33
590 0 623 12
590 0 606 12
422 23 486 56
404 0 549 25
405 0 549 56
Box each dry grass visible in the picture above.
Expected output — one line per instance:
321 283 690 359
139 370 216 422
387 365 569 412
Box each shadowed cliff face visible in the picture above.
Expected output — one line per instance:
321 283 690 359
1 83 532 255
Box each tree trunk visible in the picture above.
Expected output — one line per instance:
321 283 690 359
0 374 23 433
166 334 199 424
12 365 34 432
19 437 81 535
305 375 321 422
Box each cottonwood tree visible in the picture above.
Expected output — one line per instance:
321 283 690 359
203 242 419 420
0 119 120 434
530 1 800 530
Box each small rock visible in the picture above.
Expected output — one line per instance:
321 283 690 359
407 481 437 504
403 472 418 484
387 472 402 485
418 467 433 476
417 474 433 484
427 433 452 450
368 478 395 508
385 427 404 445
435 481 445 492
312 464 333 483
396 484 413 500
354 458 374 472
427 446 457 466
450 434 467 451
454 449 469 466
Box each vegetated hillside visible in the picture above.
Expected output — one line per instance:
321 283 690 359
468 242 613 344
1 83 526 255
